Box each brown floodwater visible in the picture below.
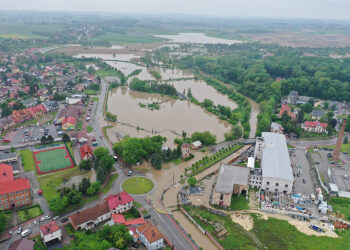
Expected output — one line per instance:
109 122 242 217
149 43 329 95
107 87 231 146
154 33 243 45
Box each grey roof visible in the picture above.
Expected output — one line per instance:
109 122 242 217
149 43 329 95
0 152 17 161
289 91 298 97
22 99 36 105
261 132 294 181
312 110 325 117
214 164 249 194
270 122 283 131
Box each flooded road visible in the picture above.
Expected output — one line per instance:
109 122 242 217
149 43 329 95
107 87 231 147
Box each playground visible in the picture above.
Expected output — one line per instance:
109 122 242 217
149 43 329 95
33 146 75 175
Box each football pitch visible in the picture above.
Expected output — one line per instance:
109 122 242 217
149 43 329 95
33 147 74 175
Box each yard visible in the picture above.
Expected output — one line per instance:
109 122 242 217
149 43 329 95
37 167 93 201
17 205 43 223
230 194 249 210
122 177 154 195
19 149 36 172
330 196 350 220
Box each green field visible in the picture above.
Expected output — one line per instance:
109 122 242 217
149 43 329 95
35 148 72 172
330 196 350 220
17 205 43 223
20 149 36 172
230 194 249 210
122 177 154 194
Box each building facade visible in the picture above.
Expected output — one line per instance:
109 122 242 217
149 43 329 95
40 221 62 245
137 222 164 250
0 179 31 210
104 192 134 214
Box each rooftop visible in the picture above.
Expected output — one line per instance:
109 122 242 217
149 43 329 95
0 179 30 195
214 164 249 194
137 222 163 243
40 221 60 236
0 163 14 183
10 238 35 250
69 201 110 228
0 152 17 161
261 132 294 181
104 191 134 210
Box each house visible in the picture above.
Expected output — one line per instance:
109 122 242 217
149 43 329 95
68 201 111 230
0 116 15 133
66 96 82 105
137 222 164 250
22 99 37 108
104 191 134 214
40 221 62 245
27 104 46 119
0 152 17 164
181 143 190 158
9 238 35 250
43 101 58 112
270 122 284 134
301 121 328 134
0 164 14 183
12 109 32 123
279 105 296 120
0 179 31 210
190 141 202 150
286 91 311 105
79 145 93 161
61 116 77 130
254 132 294 194
111 214 145 226
212 164 249 207
311 110 325 120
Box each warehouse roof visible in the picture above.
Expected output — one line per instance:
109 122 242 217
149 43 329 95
261 132 294 181
214 164 249 194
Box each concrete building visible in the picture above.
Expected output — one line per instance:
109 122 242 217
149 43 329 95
40 221 62 245
249 168 262 189
286 91 311 105
22 99 37 108
311 110 325 120
181 143 190 158
104 191 134 214
0 179 31 210
212 164 249 207
137 222 164 250
0 152 17 164
254 132 294 194
42 101 58 112
301 121 328 134
190 141 202 150
69 201 111 230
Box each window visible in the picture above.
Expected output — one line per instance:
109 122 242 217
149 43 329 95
276 183 279 186
10 199 14 202
9 193 12 197
22 201 25 205
3 194 6 198
220 194 224 200
21 195 24 199
25 194 29 198
285 184 288 188
266 188 269 190
26 199 29 204
266 182 270 185
5 204 8 209
16 197 20 201
0 195 2 199
4 199 7 203
275 189 278 192
17 201 20 206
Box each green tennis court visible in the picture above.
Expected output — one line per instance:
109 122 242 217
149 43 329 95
34 147 74 174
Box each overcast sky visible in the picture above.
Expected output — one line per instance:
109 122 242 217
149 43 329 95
1 0 350 20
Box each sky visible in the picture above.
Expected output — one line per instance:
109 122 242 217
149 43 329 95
1 0 350 20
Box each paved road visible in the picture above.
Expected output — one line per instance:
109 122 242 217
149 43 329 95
291 148 314 195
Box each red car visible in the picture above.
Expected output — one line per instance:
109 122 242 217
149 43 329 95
38 190 43 196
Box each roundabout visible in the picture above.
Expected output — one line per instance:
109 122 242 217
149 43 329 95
122 176 154 195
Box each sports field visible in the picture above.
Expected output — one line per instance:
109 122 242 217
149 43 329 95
33 147 75 175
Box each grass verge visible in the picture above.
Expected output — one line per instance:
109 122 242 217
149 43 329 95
330 196 350 220
122 177 154 195
20 149 35 172
230 194 249 210
17 205 43 223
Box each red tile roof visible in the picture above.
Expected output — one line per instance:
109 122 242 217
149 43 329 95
112 214 145 226
62 116 76 126
104 191 134 210
69 201 110 229
304 121 328 129
0 179 30 195
40 221 60 236
137 222 163 243
279 105 296 119
80 145 93 160
0 164 14 183
113 214 126 224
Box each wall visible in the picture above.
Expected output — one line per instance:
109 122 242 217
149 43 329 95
261 177 293 194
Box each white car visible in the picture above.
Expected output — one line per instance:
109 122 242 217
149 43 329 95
21 229 32 237
53 216 59 220
39 215 51 221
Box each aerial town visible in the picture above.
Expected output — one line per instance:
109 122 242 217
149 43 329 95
1 5 350 250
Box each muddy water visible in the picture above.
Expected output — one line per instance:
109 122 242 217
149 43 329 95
75 53 140 61
107 87 231 146
154 33 243 45
171 79 237 109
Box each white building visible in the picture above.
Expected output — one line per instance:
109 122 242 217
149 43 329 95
254 132 294 194
104 191 134 214
40 221 62 245
66 97 81 105
69 201 111 230
136 222 164 250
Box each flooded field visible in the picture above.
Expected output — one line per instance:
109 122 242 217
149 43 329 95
154 33 243 44
75 53 140 61
107 87 231 146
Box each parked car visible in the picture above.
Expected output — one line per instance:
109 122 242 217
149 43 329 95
126 170 133 176
61 217 68 223
38 189 43 195
53 216 59 220
143 214 151 219
303 179 306 184
21 229 32 237
17 227 23 234
39 215 50 221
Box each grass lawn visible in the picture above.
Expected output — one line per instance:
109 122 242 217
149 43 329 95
123 207 141 220
84 89 98 95
122 177 154 195
20 149 36 172
91 97 99 102
95 70 122 77
37 167 92 201
142 210 148 216
323 144 350 155
230 194 249 210
48 111 58 124
32 235 46 250
330 196 350 220
17 205 43 223
134 202 143 209
66 142 74 157
101 174 119 194
87 126 93 133
76 121 83 131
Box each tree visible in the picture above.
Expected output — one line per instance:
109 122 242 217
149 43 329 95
97 167 106 184
191 131 216 145
149 70 162 82
0 212 7 233
62 133 70 142
224 124 243 141
151 153 162 169
202 99 213 108
10 146 15 153
49 196 68 212
344 137 348 144
297 109 304 124
78 177 91 194
47 135 54 144
188 177 197 187
100 154 114 172
79 159 92 170
323 102 329 109
94 147 110 161
87 182 101 195
176 144 182 158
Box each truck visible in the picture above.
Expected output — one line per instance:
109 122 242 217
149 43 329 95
310 224 322 232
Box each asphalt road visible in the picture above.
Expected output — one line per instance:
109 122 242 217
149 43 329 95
291 148 314 196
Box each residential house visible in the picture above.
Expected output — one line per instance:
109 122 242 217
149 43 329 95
42 101 58 112
286 91 311 105
136 222 164 250
270 122 284 134
301 121 328 134
0 152 17 164
279 105 296 120
27 104 46 119
254 132 294 194
60 116 77 131
181 143 190 158
104 191 134 214
22 99 37 108
12 109 32 123
40 221 62 245
79 145 93 161
66 96 82 105
0 116 15 133
190 141 202 150
0 178 31 210
212 164 249 207
9 238 35 250
68 201 111 230
311 110 325 120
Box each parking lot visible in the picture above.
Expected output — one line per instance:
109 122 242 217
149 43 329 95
290 148 315 196
5 125 59 146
